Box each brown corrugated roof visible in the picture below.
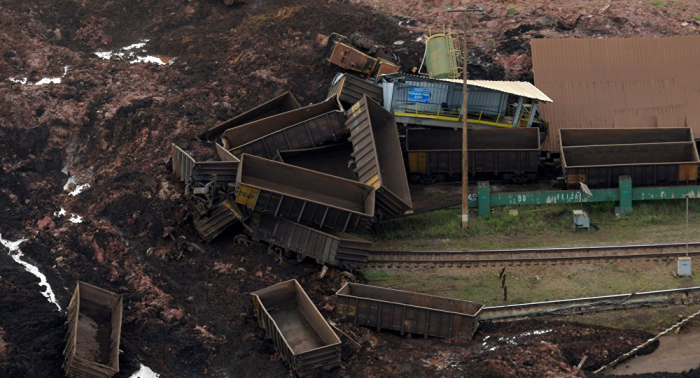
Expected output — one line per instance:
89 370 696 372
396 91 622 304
532 36 700 151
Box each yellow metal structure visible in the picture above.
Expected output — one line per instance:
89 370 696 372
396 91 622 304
235 185 260 210
408 152 428 175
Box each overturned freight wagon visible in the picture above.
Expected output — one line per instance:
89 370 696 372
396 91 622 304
346 95 413 218
64 282 123 378
234 154 376 232
405 128 541 183
335 283 483 340
171 143 239 188
198 91 300 140
323 33 400 77
219 96 346 160
559 128 700 189
193 199 246 242
327 73 383 108
251 280 342 374
246 212 371 268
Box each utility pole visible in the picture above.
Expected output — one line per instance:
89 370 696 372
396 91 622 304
448 5 483 229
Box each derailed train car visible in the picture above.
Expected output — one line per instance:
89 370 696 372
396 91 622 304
405 128 541 183
336 282 483 340
246 212 371 268
346 95 413 219
251 280 342 374
560 128 700 189
234 154 376 233
199 91 300 141
219 96 346 160
64 282 123 378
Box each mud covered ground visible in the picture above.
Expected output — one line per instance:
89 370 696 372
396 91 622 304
2 0 700 377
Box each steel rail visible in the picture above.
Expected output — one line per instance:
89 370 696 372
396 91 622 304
481 286 700 321
367 242 700 265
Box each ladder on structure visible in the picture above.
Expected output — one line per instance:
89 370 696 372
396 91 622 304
446 31 463 80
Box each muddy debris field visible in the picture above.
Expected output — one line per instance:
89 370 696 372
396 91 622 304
4 0 700 377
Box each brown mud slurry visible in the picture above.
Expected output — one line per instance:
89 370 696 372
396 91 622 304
76 304 112 366
3 0 700 377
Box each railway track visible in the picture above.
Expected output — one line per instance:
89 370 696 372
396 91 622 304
366 242 700 267
481 286 700 321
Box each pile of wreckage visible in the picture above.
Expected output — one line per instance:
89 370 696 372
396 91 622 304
171 72 413 269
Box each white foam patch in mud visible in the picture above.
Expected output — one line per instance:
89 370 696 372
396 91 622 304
69 214 83 224
95 39 174 66
8 66 69 86
54 208 67 217
129 364 160 378
63 176 90 196
0 234 61 311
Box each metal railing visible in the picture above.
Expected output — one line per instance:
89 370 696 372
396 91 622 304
393 102 514 126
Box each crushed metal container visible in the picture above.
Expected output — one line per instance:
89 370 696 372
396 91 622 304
220 96 346 160
251 280 341 374
277 142 357 181
64 282 123 378
405 128 541 182
346 95 412 219
198 91 300 140
327 73 383 108
234 154 375 233
247 212 371 268
335 283 483 340
559 128 700 189
323 35 400 77
171 143 196 185
192 161 239 187
193 199 245 242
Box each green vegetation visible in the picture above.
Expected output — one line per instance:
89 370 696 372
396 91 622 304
507 8 518 16
365 199 700 251
486 38 495 46
694 14 700 20
652 0 667 6
364 262 700 307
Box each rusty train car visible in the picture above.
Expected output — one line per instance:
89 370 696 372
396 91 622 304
234 154 376 233
246 212 371 268
64 282 123 378
335 282 483 340
346 95 413 219
560 128 700 189
219 96 347 160
405 128 541 183
252 280 342 374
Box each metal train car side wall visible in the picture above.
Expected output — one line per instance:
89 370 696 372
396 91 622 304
199 91 300 140
346 95 413 219
559 128 700 189
327 73 383 107
405 128 540 177
248 212 371 268
233 110 347 160
251 280 341 374
234 154 375 233
64 282 122 378
335 283 483 340
221 96 342 157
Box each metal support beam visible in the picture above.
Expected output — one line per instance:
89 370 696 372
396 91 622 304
618 175 633 214
512 97 524 128
469 179 700 216
478 181 491 218
526 101 538 128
